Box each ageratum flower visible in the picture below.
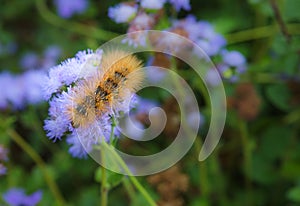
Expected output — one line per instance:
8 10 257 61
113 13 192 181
169 0 191 11
43 49 144 158
140 0 167 10
3 188 42 206
108 3 137 23
0 144 8 176
0 70 45 110
54 0 88 18
218 50 247 82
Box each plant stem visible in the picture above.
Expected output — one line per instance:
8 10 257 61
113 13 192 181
7 129 66 206
101 141 157 206
100 164 108 206
225 23 300 44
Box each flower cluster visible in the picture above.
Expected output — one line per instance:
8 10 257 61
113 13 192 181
54 0 89 18
20 45 62 70
108 0 247 82
2 188 42 206
0 145 8 176
43 49 143 158
0 70 46 110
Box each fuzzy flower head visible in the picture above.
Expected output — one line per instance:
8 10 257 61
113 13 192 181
43 49 144 158
54 0 88 18
108 3 137 23
169 0 191 11
140 0 167 10
0 70 45 110
218 50 247 82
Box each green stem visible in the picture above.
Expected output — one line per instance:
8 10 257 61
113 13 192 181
238 120 252 206
34 0 118 41
101 141 157 206
225 23 300 44
7 129 66 206
194 137 210 198
100 164 108 206
123 177 136 201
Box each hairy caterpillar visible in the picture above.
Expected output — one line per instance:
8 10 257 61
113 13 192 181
68 50 143 128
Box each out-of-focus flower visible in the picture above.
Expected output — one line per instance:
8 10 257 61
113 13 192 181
123 13 155 47
169 0 191 11
0 145 8 176
171 16 226 56
0 70 46 110
205 69 222 87
222 50 246 67
3 188 42 206
20 46 62 70
43 45 62 69
20 52 39 70
0 164 7 175
218 50 247 82
140 0 166 10
54 0 88 18
108 3 137 23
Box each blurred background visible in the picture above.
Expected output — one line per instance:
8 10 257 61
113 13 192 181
0 0 300 205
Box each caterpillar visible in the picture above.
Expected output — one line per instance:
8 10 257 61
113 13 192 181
68 50 143 128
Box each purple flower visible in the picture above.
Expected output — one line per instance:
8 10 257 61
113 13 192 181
23 70 46 104
108 4 137 23
140 0 166 10
172 17 226 56
3 188 42 206
0 72 24 109
0 70 46 110
0 144 8 161
42 49 103 100
205 69 222 87
54 0 88 18
0 163 7 175
42 45 62 69
222 50 246 67
169 0 191 11
20 52 39 70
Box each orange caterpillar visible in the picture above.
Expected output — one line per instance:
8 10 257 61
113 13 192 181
68 50 143 128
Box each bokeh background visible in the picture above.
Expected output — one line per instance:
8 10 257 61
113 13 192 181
0 0 300 205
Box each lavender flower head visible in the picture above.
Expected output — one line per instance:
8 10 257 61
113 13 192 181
0 144 8 176
140 0 167 10
218 50 247 82
169 0 191 11
3 188 42 206
54 0 88 18
0 70 46 110
108 4 137 23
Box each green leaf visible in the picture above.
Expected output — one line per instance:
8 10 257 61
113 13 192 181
284 0 300 21
266 84 292 111
287 186 300 203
